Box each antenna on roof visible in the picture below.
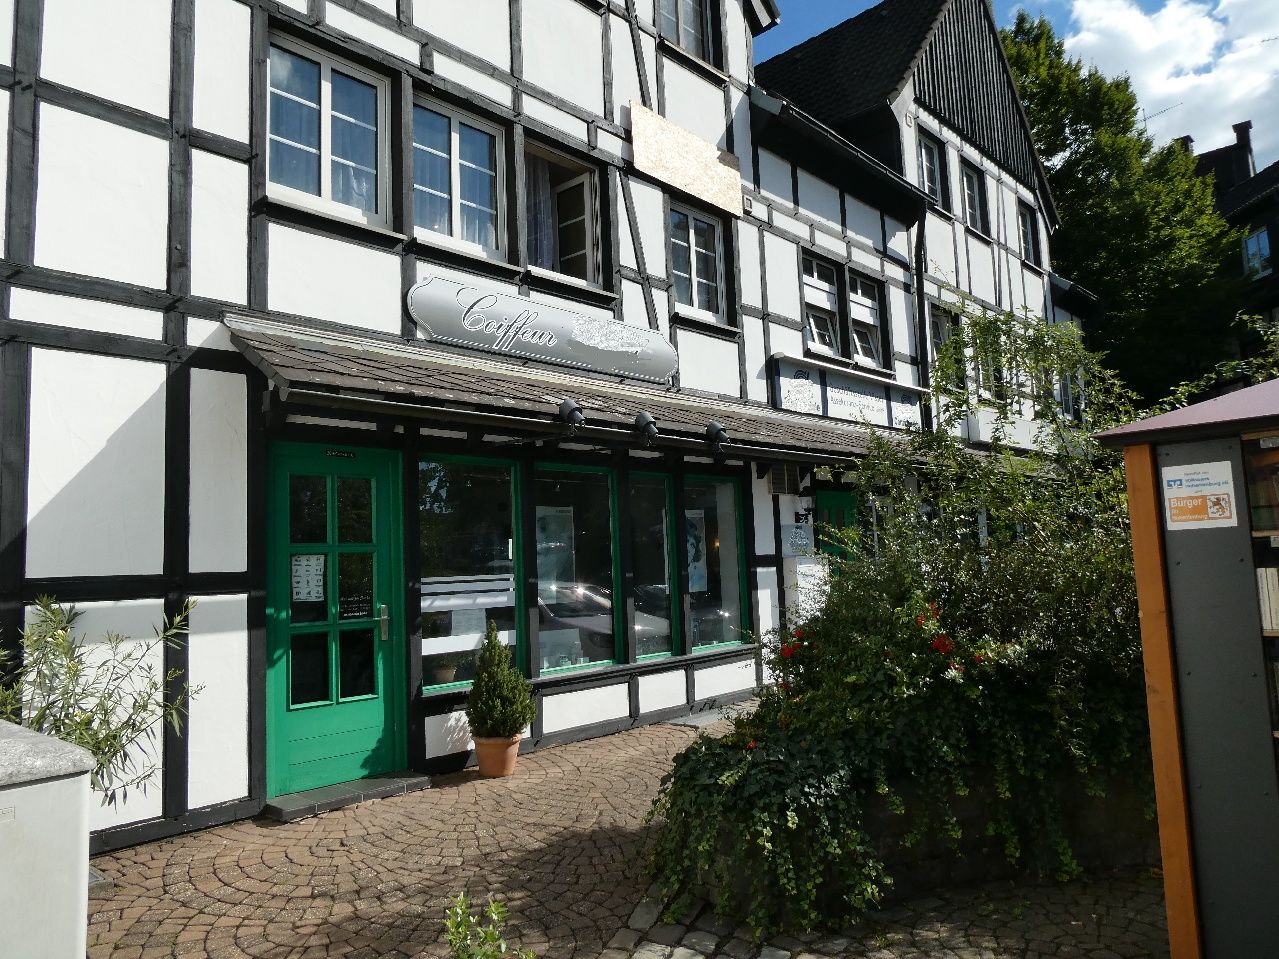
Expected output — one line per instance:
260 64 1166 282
1140 102 1183 129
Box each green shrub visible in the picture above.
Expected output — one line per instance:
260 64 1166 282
444 892 534 959
0 596 198 806
465 621 536 739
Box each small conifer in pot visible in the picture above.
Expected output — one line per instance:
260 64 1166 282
465 621 536 777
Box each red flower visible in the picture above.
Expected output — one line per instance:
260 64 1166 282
928 601 940 617
974 653 985 664
746 739 757 750
930 634 954 655
780 680 791 692
949 659 964 674
792 627 806 640
780 642 796 660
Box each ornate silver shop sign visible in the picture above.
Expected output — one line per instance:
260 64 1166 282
406 276 679 382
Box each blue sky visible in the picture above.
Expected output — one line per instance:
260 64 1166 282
755 0 1279 168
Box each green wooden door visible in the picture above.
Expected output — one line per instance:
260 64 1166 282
266 442 404 798
815 489 857 557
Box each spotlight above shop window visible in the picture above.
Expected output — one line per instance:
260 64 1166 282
706 421 729 452
557 399 587 435
634 411 659 445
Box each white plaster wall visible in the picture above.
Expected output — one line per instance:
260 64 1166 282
693 658 755 701
742 315 767 402
661 60 725 148
724 0 749 81
678 330 739 398
416 0 510 70
34 105 169 289
193 0 250 142
431 54 514 109
425 710 473 758
796 169 840 231
189 369 247 573
629 178 667 278
186 593 249 808
522 96 589 144
617 183 638 270
969 240 996 304
769 321 803 357
0 0 13 66
763 232 800 320
887 285 915 359
750 473 774 553
621 279 649 329
541 683 629 734
754 568 779 638
27 350 166 578
268 224 402 333
41 0 171 117
757 149 791 205
845 195 880 250
637 670 686 713
1023 269 1047 318
9 288 163 339
187 317 234 350
736 220 761 308
0 772 90 958
522 0 603 116
729 87 752 186
191 150 248 304
923 214 956 285
611 17 643 127
325 4 419 62
885 217 910 262
770 209 806 242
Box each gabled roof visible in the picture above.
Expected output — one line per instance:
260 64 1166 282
754 0 946 129
1222 157 1279 218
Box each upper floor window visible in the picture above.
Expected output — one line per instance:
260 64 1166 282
961 162 989 234
802 256 840 357
268 39 389 225
526 145 599 284
1018 202 1042 267
918 132 947 208
658 0 714 63
801 253 885 368
928 303 964 389
413 100 503 254
1245 227 1272 278
848 273 885 367
670 204 724 321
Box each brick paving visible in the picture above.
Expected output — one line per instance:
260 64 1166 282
88 722 1170 959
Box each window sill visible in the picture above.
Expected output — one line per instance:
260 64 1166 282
965 224 993 245
1020 257 1047 276
782 349 929 395
927 203 956 222
523 265 618 309
411 233 524 281
655 37 728 86
264 193 406 247
671 304 737 339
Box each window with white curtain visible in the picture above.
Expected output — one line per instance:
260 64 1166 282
268 37 389 225
525 145 598 283
412 99 503 254
658 0 715 62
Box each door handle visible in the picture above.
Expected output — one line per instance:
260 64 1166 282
379 604 389 642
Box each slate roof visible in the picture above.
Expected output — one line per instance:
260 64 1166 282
227 318 898 462
1222 158 1279 218
754 0 947 131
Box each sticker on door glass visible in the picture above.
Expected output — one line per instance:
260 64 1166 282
1161 461 1238 530
291 554 326 601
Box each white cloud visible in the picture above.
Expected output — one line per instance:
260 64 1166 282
1064 0 1279 168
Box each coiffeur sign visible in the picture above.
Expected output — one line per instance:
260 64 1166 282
406 276 678 382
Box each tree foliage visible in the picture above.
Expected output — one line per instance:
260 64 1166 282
1001 12 1246 402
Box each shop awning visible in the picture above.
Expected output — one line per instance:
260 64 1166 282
226 316 899 464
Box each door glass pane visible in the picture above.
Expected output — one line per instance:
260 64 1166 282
338 477 373 543
290 632 330 705
290 553 328 624
290 475 328 543
630 476 673 657
419 460 517 685
685 478 743 649
339 629 376 699
338 552 375 621
535 470 616 670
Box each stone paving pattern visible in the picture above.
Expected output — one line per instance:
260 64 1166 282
87 722 1170 959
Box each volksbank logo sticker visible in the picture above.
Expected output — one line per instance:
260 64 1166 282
1160 461 1237 530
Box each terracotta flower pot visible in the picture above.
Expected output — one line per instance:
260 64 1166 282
473 735 521 777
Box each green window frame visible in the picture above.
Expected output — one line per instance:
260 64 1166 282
632 470 681 661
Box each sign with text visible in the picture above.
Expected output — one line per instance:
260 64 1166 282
1161 461 1238 530
407 276 678 382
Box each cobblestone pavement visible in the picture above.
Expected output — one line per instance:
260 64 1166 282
88 722 1170 959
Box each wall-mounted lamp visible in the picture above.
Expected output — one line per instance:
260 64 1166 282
557 398 587 435
634 411 659 445
706 421 729 453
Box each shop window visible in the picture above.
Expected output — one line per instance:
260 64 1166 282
960 161 989 234
1018 202 1042 267
268 38 390 225
684 477 746 650
419 459 518 688
525 145 599 283
658 0 715 63
1244 227 1272 278
534 467 619 671
630 474 677 658
918 132 948 208
412 99 503 253
669 203 725 322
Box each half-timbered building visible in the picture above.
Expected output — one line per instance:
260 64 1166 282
0 0 1084 849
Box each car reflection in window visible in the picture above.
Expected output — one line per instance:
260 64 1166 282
538 582 671 664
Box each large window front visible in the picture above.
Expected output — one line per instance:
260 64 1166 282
534 468 619 672
419 459 517 688
630 474 677 658
684 477 745 650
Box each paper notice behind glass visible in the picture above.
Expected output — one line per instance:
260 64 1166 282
686 509 707 592
291 554 325 601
